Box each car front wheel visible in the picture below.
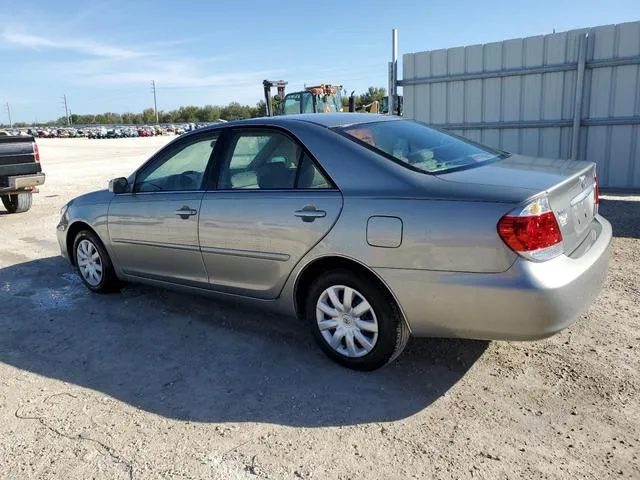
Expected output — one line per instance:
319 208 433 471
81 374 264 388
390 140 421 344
306 270 410 371
73 230 119 293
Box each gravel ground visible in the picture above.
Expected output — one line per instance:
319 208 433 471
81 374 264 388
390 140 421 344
0 138 638 479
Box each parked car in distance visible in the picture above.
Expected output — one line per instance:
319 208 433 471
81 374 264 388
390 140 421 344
1 135 45 213
56 113 612 370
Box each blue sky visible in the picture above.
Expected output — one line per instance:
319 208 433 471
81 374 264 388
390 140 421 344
1 0 639 123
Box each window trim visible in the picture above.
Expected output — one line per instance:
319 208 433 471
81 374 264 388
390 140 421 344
211 125 338 192
131 130 222 194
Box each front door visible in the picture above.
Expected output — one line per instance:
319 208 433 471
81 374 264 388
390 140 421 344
199 129 343 299
108 132 220 287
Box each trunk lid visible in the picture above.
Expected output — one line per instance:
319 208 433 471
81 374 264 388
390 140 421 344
437 154 598 255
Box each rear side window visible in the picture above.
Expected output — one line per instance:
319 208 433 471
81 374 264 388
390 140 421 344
219 131 332 190
341 120 509 174
298 153 331 188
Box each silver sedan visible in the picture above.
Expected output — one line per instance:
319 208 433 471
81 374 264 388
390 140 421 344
57 114 612 370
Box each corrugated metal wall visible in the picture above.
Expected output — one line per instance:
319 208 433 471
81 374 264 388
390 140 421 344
400 21 640 188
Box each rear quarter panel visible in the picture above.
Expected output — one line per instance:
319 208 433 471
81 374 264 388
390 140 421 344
307 197 517 273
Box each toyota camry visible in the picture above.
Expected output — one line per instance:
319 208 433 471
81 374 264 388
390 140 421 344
57 114 612 370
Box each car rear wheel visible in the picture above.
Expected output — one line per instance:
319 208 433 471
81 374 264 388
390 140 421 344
1 192 32 213
73 230 119 293
306 269 410 371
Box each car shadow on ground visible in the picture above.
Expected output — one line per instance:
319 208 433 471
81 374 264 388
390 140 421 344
599 196 640 240
0 256 487 427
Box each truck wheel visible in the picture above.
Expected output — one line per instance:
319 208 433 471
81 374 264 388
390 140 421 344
1 192 33 214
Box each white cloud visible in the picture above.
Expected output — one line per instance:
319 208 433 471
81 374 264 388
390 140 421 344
31 55 278 90
2 29 143 59
2 25 275 91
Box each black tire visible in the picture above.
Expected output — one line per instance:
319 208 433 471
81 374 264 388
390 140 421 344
72 230 119 293
1 192 32 213
306 269 410 371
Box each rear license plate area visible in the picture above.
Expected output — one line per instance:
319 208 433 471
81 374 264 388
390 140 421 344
571 187 595 232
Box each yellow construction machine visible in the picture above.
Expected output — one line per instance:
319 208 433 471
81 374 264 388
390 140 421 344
263 80 343 116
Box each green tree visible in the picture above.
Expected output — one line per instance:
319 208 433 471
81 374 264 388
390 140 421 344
359 87 386 107
177 105 200 122
142 108 156 124
255 98 277 117
199 104 220 122
121 112 136 124
220 102 252 121
38 97 308 126
159 111 175 123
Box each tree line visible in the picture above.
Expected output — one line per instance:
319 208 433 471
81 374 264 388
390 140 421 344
66 102 266 126
6 87 387 127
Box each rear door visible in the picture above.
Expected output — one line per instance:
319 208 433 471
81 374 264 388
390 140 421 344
108 131 221 287
199 127 343 299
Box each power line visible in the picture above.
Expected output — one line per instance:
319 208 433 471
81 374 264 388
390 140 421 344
150 80 159 124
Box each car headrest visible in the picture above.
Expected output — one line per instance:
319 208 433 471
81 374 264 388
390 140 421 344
257 162 290 189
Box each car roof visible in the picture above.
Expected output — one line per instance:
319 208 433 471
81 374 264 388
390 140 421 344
213 113 402 129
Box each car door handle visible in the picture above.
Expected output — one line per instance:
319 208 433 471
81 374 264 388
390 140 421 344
175 206 198 219
294 207 326 222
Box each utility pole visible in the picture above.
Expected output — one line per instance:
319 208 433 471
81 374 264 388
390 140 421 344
389 28 398 116
150 80 159 124
61 94 70 125
5 102 11 128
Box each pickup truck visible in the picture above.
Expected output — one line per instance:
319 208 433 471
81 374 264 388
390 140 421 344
0 134 45 213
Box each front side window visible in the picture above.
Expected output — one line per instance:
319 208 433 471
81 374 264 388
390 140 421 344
219 131 331 190
135 135 218 192
340 120 508 174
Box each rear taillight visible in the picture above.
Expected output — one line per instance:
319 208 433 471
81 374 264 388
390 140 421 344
32 142 40 163
497 197 564 262
594 175 600 211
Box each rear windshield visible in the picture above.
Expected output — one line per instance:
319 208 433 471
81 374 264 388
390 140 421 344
340 120 509 174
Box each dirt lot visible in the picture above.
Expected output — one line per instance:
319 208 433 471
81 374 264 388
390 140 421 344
0 138 638 479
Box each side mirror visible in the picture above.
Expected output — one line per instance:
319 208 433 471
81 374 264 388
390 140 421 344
109 177 129 194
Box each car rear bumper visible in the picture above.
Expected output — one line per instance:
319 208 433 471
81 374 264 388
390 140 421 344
374 215 612 340
0 173 45 193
